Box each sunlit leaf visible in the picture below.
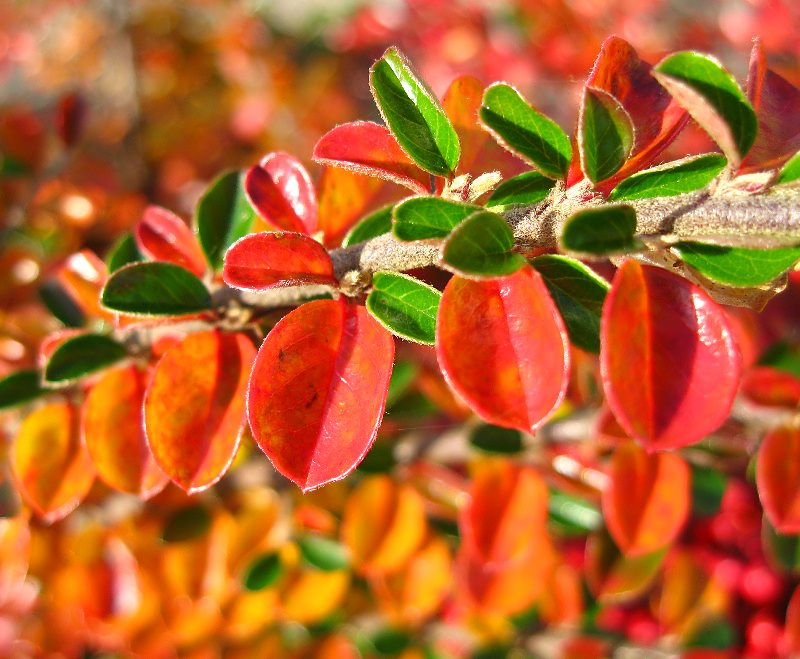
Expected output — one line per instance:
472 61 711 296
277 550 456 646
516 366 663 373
560 205 639 256
297 535 351 572
342 204 393 247
548 490 602 535
135 205 207 277
366 272 440 344
608 154 726 201
485 171 555 212
56 250 110 320
392 196 479 241
43 333 126 384
757 424 800 534
674 242 800 287
777 151 800 185
441 210 526 278
578 88 634 184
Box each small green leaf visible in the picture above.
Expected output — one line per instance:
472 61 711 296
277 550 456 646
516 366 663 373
161 505 211 543
0 370 44 410
356 441 396 474
393 196 479 241
101 262 211 316
549 490 603 535
369 47 459 176
579 88 634 184
441 210 525 277
608 153 727 201
386 361 418 406
342 204 393 247
195 170 257 271
654 51 757 166
388 391 437 420
777 151 800 185
690 464 727 518
242 552 283 591
366 272 441 344
0 153 29 177
469 424 523 454
39 280 85 328
485 171 555 211
44 334 127 384
560 205 640 256
763 520 800 574
297 535 350 572
759 343 800 378
106 233 143 273
685 618 737 649
531 254 609 353
371 628 411 657
673 242 800 287
479 83 572 179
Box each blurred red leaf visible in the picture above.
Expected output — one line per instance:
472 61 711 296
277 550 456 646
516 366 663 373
741 366 800 408
55 91 87 148
786 583 800 654
436 265 569 432
222 231 336 290
601 261 741 450
757 424 800 534
248 299 394 491
144 330 256 493
135 205 207 278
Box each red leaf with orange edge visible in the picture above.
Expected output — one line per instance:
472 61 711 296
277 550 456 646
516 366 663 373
222 232 336 290
757 424 800 534
601 261 741 450
460 459 549 567
11 401 95 523
244 152 318 234
436 265 570 432
145 330 256 493
248 299 394 492
83 365 168 499
312 121 430 194
135 206 206 277
602 441 690 557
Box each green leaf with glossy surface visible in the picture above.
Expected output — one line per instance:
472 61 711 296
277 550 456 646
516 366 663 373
485 171 555 211
654 51 757 166
441 210 525 277
579 88 634 183
479 83 571 178
161 505 211 543
777 151 800 185
106 233 143 273
608 153 726 201
469 424 523 454
393 196 479 241
560 205 640 256
531 254 609 353
549 490 603 535
342 204 393 247
674 242 800 286
44 334 127 384
369 47 459 176
297 535 350 572
242 552 283 591
101 262 211 316
366 272 440 344
0 370 44 410
195 170 257 271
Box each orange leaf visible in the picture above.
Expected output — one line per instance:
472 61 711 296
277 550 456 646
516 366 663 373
757 424 800 534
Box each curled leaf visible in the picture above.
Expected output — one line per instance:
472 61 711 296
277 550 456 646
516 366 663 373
135 205 207 277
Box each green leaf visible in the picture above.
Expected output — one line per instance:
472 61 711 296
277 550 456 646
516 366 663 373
0 153 29 177
388 391 437 420
441 210 526 277
777 151 800 185
101 262 211 316
370 628 411 657
485 171 555 211
608 153 727 201
161 505 211 543
366 272 441 344
560 205 640 256
386 360 418 406
579 88 634 184
673 242 800 287
297 535 350 572
531 254 609 353
356 441 396 474
685 618 737 649
0 370 45 410
548 490 603 536
479 83 572 179
342 204 394 247
369 47 459 176
195 170 257 271
759 343 800 378
763 520 800 574
690 464 727 518
469 424 523 454
44 334 127 384
653 51 757 166
392 196 479 241
106 233 143 273
39 280 86 328
242 552 283 591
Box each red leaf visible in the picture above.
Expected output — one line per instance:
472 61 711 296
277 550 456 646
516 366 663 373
741 366 800 408
757 424 800 534
244 152 318 234
602 442 690 556
135 206 207 277
144 330 256 493
83 365 168 499
600 261 741 450
248 298 394 492
55 91 87 148
436 265 570 432
786 583 800 654
312 121 430 194
223 232 336 290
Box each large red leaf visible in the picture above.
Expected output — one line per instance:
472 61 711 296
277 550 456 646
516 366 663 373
248 298 394 492
312 121 430 194
602 442 690 556
135 205 207 277
222 231 336 290
144 330 256 493
436 265 570 432
757 424 800 534
600 261 741 450
244 152 318 234
83 365 168 499
11 401 95 522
